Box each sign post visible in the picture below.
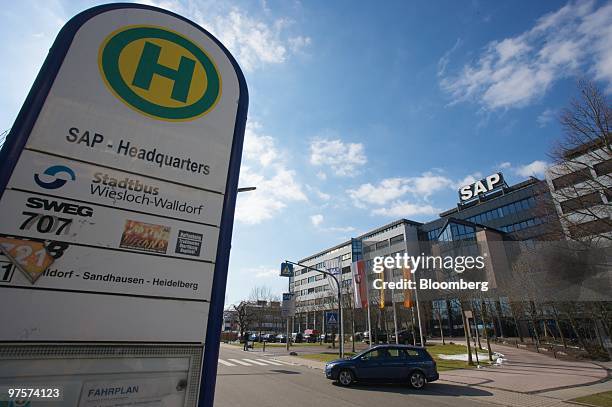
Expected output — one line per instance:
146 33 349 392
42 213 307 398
281 292 295 351
0 4 247 407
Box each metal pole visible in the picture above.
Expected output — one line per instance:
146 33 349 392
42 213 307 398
338 281 344 358
284 260 344 358
286 317 290 351
414 270 425 347
364 267 373 348
392 298 399 344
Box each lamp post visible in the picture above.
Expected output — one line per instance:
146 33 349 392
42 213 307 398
237 186 256 193
284 260 344 358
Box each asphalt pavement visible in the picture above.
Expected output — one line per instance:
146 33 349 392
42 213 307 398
214 344 507 407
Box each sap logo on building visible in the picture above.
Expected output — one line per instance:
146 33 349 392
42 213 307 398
34 165 76 189
459 173 505 202
99 26 221 121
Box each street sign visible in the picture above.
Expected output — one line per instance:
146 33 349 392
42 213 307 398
325 311 339 325
0 4 247 407
281 292 295 318
280 262 294 277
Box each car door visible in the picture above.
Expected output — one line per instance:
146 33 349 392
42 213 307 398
380 348 407 380
402 348 427 375
354 349 386 380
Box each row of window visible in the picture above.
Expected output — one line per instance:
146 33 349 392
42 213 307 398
294 274 325 287
426 228 441 241
362 222 402 240
499 217 545 233
551 160 612 191
363 234 405 253
466 196 537 224
438 223 475 242
560 192 604 214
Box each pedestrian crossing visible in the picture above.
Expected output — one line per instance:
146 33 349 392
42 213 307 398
218 357 295 367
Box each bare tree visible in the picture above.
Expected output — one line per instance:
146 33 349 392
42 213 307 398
233 301 254 339
547 80 611 244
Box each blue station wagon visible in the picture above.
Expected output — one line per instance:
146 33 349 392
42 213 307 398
325 345 439 388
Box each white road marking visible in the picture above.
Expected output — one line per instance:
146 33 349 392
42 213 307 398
271 359 295 365
228 359 253 366
218 359 236 366
255 358 283 366
243 359 269 366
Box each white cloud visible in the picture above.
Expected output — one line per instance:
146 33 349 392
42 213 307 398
316 171 327 180
347 172 455 207
537 108 557 127
310 214 324 226
242 122 278 166
440 1 612 108
138 0 310 72
498 161 512 169
437 38 463 76
454 172 483 189
288 36 312 53
235 122 307 224
372 202 440 218
305 185 331 201
240 266 279 279
347 178 411 206
309 138 367 177
514 160 549 177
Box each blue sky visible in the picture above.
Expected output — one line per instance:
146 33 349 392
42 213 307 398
1 0 611 304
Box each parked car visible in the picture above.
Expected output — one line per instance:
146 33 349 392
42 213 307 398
291 332 303 343
324 345 438 388
303 329 320 343
390 330 426 346
319 333 333 343
362 331 389 344
276 334 287 343
261 333 276 342
249 333 261 342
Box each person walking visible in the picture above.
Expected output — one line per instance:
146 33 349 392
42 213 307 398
243 332 248 351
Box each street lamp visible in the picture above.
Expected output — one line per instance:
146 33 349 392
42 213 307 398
283 260 344 358
237 186 256 193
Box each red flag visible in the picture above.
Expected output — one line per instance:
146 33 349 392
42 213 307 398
351 260 368 308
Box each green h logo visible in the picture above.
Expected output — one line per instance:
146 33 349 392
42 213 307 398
99 26 221 121
132 41 196 103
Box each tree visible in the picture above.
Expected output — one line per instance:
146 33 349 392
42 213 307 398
233 301 254 339
547 80 611 244
249 286 274 336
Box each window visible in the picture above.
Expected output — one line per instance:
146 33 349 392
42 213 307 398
308 276 315 283
552 168 591 190
361 349 389 360
569 218 612 238
466 197 537 224
594 159 612 176
500 217 545 233
375 240 389 250
427 228 441 241
560 192 603 213
402 349 421 358
390 234 404 245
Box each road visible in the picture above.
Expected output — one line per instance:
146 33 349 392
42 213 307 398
213 345 500 407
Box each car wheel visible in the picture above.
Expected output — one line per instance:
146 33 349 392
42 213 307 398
337 369 354 386
409 371 426 389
